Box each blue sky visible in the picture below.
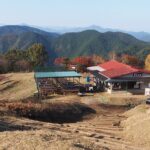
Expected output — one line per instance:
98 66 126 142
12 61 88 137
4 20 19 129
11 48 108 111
0 0 150 31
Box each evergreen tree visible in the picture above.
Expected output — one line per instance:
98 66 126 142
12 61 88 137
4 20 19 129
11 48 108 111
27 43 48 67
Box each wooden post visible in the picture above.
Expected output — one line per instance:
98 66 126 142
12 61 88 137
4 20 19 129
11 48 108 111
110 83 113 94
34 73 40 99
108 83 113 94
126 82 128 95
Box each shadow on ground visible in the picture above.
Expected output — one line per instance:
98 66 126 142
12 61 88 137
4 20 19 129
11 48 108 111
0 81 19 92
7 102 96 123
0 119 35 132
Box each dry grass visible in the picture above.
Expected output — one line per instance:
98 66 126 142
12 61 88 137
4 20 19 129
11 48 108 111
96 92 147 106
0 129 76 150
121 104 150 149
0 129 111 150
0 73 37 101
0 104 140 150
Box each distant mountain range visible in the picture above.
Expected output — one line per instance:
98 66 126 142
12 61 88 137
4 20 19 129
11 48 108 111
0 25 150 61
37 25 150 42
0 25 59 57
51 30 150 59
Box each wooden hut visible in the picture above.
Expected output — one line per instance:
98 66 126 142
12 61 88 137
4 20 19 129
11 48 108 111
34 71 81 98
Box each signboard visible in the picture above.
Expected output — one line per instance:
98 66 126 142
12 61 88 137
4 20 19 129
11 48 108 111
132 73 143 77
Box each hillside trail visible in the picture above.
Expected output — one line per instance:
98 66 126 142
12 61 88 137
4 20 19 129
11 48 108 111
0 104 143 150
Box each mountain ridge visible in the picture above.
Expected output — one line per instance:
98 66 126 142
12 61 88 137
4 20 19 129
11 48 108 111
0 25 59 54
0 25 150 61
52 30 149 59
37 25 150 42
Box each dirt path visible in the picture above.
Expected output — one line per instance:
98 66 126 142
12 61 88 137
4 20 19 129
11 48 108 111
0 104 143 150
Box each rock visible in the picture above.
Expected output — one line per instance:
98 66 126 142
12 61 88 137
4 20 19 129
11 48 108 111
88 133 96 137
112 121 120 126
95 135 104 139
73 129 79 133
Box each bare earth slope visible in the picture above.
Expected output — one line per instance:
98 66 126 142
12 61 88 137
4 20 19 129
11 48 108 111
122 104 150 150
0 73 36 101
0 105 142 150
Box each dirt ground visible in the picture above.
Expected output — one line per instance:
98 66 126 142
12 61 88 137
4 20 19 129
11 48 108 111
122 104 150 150
0 73 149 150
0 103 142 150
0 73 36 101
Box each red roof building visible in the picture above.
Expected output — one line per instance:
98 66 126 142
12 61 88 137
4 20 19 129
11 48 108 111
99 60 137 71
88 60 150 94
99 60 139 78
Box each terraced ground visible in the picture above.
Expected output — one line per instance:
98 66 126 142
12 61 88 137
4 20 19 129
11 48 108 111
0 104 144 150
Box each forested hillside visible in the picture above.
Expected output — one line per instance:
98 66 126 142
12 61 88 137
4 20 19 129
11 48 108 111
0 25 59 53
0 25 150 61
52 30 150 59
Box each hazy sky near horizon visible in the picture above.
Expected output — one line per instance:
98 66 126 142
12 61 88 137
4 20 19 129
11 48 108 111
0 0 150 32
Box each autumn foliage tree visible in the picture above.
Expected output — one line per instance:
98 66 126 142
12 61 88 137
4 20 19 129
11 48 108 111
145 54 150 70
54 57 70 69
63 57 70 69
92 55 105 65
121 54 139 67
0 43 49 73
71 56 94 72
54 55 106 72
14 60 31 72
54 57 65 65
4 49 27 71
71 56 94 67
108 51 118 60
0 56 9 73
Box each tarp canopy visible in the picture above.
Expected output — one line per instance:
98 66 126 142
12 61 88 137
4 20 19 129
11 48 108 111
87 66 105 72
35 71 81 78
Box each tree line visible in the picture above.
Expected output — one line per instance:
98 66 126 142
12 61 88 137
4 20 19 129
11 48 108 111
54 52 150 72
0 43 48 73
1 44 150 74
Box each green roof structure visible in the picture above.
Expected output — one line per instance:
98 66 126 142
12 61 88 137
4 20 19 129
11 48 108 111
35 71 81 78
